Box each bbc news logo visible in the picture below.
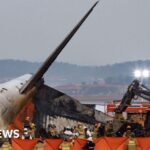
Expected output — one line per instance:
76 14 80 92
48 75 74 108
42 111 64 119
0 130 19 138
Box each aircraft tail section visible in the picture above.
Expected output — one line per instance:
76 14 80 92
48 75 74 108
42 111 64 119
20 1 98 94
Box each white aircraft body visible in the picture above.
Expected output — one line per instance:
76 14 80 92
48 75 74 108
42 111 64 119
0 74 32 128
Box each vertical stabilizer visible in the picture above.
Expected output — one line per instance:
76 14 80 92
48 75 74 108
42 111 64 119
20 1 99 94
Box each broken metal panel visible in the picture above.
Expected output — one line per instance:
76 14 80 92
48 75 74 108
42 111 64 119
33 84 112 129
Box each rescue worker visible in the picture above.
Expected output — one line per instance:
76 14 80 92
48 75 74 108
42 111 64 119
1 142 11 150
48 125 59 138
63 126 73 141
126 133 137 150
30 123 36 138
123 125 132 137
59 139 71 150
34 140 44 150
96 123 105 137
77 124 85 139
72 126 79 138
92 123 98 138
22 128 32 139
23 116 31 130
106 121 114 136
83 139 95 150
85 127 92 141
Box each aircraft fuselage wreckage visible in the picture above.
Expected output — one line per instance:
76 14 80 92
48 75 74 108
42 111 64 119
0 1 110 129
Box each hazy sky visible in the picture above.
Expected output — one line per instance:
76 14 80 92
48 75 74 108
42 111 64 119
0 0 150 66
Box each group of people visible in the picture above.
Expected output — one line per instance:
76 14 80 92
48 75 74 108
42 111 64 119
0 115 147 150
46 122 105 140
22 116 36 139
20 118 142 141
19 117 99 150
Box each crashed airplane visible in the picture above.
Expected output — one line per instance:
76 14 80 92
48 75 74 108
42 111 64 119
0 1 111 130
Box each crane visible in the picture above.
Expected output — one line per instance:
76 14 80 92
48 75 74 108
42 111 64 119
115 80 150 113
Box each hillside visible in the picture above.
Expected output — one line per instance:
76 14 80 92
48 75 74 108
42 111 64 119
1 59 150 102
0 59 150 86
